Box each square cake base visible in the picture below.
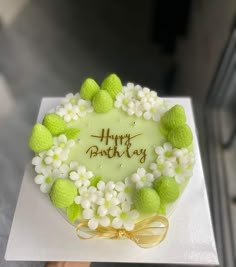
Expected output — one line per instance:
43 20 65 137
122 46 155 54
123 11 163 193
5 97 218 265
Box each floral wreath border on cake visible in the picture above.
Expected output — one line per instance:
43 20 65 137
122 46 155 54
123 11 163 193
29 74 195 248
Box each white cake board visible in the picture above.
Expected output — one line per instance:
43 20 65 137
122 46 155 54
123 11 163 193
5 97 219 265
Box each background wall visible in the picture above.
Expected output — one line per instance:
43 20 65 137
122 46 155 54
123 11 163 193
175 0 236 102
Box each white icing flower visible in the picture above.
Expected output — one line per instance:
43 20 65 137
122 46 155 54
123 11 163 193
131 168 154 189
143 102 161 121
115 83 142 112
62 93 80 105
174 148 195 168
97 196 120 217
75 186 98 209
32 151 51 174
69 165 93 188
44 147 68 168
97 181 117 201
77 99 93 117
150 145 195 183
111 202 139 231
115 177 133 202
56 103 79 122
56 163 70 178
137 87 157 103
149 158 174 178
34 168 60 193
127 101 143 117
142 97 166 121
115 92 131 111
35 174 54 193
53 134 75 150
83 206 110 230
125 83 142 97
155 143 176 162
172 162 193 184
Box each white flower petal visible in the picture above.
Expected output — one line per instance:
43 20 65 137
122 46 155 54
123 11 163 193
53 160 61 168
40 183 51 193
123 221 135 231
83 209 94 219
88 218 98 230
81 199 91 209
100 216 110 227
32 157 41 166
98 206 108 216
109 206 121 217
112 218 123 229
70 172 78 180
115 182 125 192
34 175 44 184
97 181 105 191
122 202 131 212
75 196 81 204
44 157 53 165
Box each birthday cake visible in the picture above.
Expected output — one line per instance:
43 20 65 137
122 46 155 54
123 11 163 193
29 74 194 245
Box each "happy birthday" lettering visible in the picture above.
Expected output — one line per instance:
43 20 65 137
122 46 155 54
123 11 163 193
86 128 147 163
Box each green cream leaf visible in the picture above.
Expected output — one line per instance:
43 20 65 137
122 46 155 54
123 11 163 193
67 203 82 223
90 176 102 187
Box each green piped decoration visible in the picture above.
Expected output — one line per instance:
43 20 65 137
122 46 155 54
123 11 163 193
168 124 193 148
134 187 160 214
29 123 53 152
67 203 82 223
92 90 113 113
101 73 122 99
154 177 179 204
63 128 80 140
43 113 67 135
50 178 77 208
160 105 186 131
80 78 100 100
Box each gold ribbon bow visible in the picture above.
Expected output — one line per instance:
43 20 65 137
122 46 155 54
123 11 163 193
76 215 169 248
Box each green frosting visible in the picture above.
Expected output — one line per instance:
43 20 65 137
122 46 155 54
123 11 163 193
92 90 113 113
168 124 193 148
66 203 82 223
154 177 179 203
134 187 160 214
43 113 67 135
50 178 77 208
101 74 122 99
67 109 165 182
80 78 100 100
63 128 80 140
29 123 53 152
160 105 186 131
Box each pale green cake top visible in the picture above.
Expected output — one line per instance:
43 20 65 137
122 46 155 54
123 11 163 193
29 74 195 231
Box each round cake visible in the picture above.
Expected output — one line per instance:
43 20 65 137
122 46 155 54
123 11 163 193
29 74 194 240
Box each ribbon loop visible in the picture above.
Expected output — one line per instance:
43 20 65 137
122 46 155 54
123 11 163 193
76 215 169 248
